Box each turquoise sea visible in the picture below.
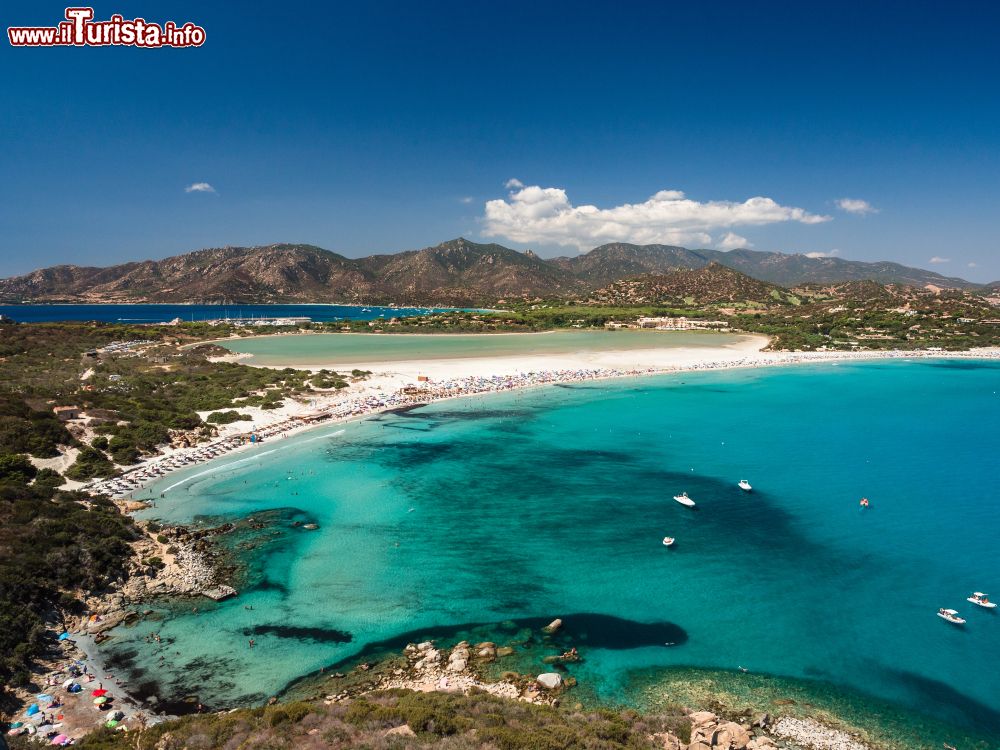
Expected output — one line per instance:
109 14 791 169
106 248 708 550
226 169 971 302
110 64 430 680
105 360 1000 746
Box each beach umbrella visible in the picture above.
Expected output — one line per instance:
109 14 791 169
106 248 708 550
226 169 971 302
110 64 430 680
105 720 119 728
51 734 68 745
36 693 54 702
62 678 75 688
93 696 108 705
26 704 40 716
58 632 71 640
91 688 108 697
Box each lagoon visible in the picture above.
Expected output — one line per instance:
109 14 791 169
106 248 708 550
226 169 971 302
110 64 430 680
218 330 748 367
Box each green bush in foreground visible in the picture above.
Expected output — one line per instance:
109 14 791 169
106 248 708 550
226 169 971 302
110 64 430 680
206 410 253 424
0 483 140 697
69 690 690 749
0 453 37 483
64 445 117 480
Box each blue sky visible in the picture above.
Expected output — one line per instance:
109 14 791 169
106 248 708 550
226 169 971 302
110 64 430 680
1 1 998 280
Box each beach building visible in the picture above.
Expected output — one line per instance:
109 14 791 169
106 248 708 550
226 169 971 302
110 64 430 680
53 405 81 421
204 316 311 327
636 316 727 330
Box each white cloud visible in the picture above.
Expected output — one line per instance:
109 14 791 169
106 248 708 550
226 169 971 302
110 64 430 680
968 262 978 268
835 198 878 215
717 232 751 251
804 249 841 259
482 184 830 251
185 182 216 194
929 256 950 264
459 196 474 204
504 178 524 189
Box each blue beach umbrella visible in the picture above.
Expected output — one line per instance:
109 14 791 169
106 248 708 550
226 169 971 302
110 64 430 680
58 632 71 641
25 703 40 716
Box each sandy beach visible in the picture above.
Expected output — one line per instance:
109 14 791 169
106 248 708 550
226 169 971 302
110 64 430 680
84 334 1000 500
5 632 163 744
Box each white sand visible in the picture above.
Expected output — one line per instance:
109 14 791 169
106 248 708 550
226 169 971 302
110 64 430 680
88 336 1000 500
31 448 80 474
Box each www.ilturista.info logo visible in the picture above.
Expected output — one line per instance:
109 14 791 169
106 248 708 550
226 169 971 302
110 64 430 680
8 7 205 48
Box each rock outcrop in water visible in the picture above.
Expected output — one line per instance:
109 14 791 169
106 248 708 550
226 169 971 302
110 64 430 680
73 521 231 639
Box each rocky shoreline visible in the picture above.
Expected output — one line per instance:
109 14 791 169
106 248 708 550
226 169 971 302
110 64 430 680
10 592 948 750
264 614 902 750
771 717 872 750
78 521 233 637
302 636 886 750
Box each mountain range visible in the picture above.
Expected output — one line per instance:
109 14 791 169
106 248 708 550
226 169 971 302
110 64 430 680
0 238 983 306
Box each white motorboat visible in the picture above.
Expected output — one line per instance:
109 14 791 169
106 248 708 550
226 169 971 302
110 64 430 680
673 492 696 507
662 537 675 547
738 480 752 492
967 592 997 609
936 608 966 624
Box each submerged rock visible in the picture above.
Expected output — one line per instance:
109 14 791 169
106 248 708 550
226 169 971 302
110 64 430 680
542 618 563 634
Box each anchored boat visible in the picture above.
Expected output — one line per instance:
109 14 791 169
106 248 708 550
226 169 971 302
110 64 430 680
967 592 997 609
673 492 696 507
937 608 966 625
738 479 752 492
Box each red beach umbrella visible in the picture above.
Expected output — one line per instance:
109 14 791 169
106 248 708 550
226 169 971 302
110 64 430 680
91 689 108 697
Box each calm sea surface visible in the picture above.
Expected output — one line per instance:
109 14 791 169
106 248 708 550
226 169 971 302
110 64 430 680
219 330 746 366
104 360 1000 746
0 303 442 324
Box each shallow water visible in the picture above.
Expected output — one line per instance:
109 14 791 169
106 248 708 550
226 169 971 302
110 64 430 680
218 329 745 366
105 360 1000 742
